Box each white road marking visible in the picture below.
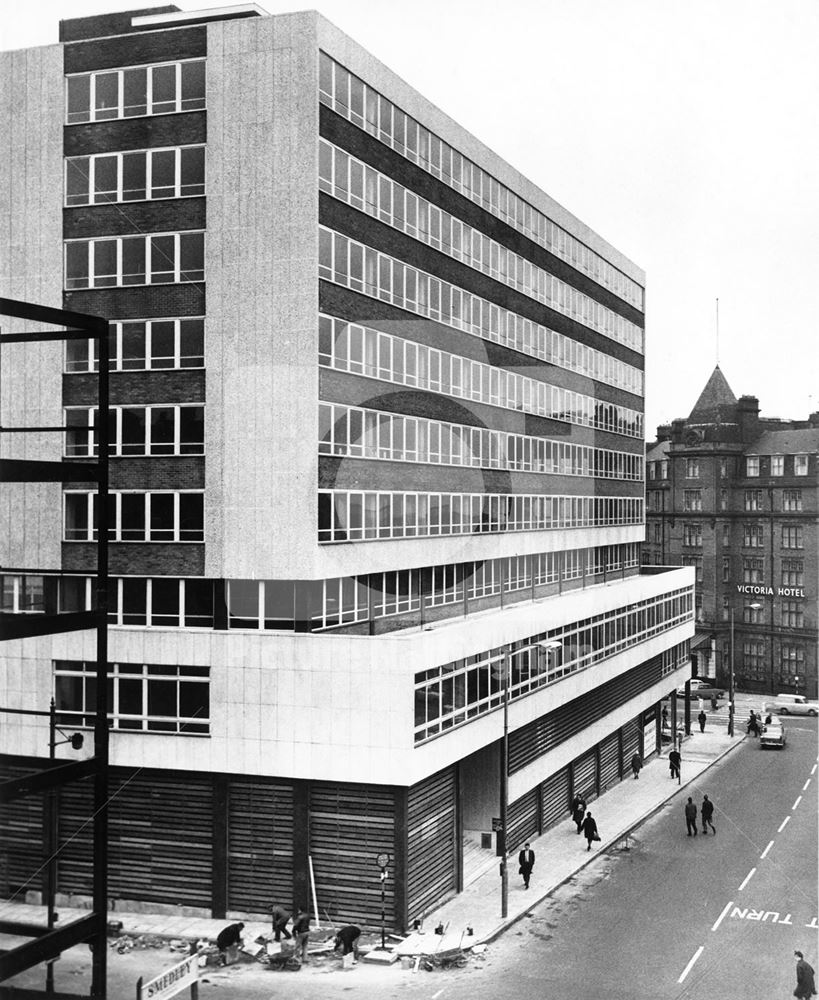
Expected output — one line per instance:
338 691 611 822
760 840 775 860
431 990 445 1000
738 868 756 891
778 816 791 833
803 779 811 792
793 796 803 810
812 764 818 775
678 945 704 983
712 900 733 931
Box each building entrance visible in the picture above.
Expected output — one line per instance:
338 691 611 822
460 743 501 887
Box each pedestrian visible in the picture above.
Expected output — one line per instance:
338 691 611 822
747 711 760 737
571 794 586 834
684 797 698 837
631 752 642 779
518 842 535 889
668 746 681 780
581 811 599 851
697 709 706 733
794 951 817 999
701 794 715 835
216 921 244 966
270 903 292 942
661 706 669 730
333 925 361 962
292 909 311 964
764 711 772 726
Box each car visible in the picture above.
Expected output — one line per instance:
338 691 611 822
769 694 819 717
675 679 726 700
760 720 787 749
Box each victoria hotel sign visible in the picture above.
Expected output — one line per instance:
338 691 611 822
736 584 806 598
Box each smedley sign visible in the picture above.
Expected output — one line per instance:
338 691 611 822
736 585 805 598
139 954 198 1000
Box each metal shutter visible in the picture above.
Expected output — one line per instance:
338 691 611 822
227 780 293 913
406 767 457 923
599 732 620 790
572 748 597 803
540 766 570 830
621 718 641 772
507 786 539 852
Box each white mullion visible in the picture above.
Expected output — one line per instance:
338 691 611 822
145 320 153 370
147 65 154 115
89 74 96 123
179 579 186 627
117 70 125 118
116 578 123 626
146 149 154 201
116 151 124 201
173 319 181 367
175 62 182 113
173 492 180 542
142 405 150 455
173 233 181 281
84 240 94 289
146 234 153 286
258 581 264 627
114 237 122 287
146 578 153 626
173 404 180 455
174 147 181 197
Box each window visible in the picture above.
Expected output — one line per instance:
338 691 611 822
722 524 730 546
63 491 204 542
742 524 763 548
660 460 669 479
648 463 656 480
745 456 760 477
742 641 766 683
65 405 204 457
719 458 728 478
685 458 700 478
782 526 803 549
682 555 703 583
683 490 702 512
742 558 764 584
64 232 204 289
65 146 205 205
721 596 729 621
55 659 209 733
722 556 730 583
653 522 661 543
780 645 805 679
719 489 728 511
794 454 809 476
744 490 762 511
770 455 784 476
783 490 802 511
65 318 204 373
743 602 762 624
781 601 803 628
66 60 205 124
781 559 804 587
682 523 702 547
1 575 45 613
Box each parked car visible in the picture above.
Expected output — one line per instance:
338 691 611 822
760 719 787 749
675 679 725 700
768 694 818 717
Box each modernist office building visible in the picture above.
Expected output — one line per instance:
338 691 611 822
645 367 817 699
0 5 694 927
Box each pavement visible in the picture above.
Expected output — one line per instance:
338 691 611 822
0 722 746 971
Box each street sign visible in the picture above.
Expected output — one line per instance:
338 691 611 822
138 953 198 1000
491 817 502 832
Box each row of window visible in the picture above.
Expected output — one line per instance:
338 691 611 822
64 405 204 457
318 52 644 313
723 598 805 627
65 318 205 372
55 660 209 734
318 401 643 479
682 522 806 550
413 592 692 743
733 641 806 686
36 542 639 632
679 455 811 479
64 491 204 542
651 487 806 514
320 139 644 362
66 59 206 124
65 145 205 206
320 232 643 407
65 232 204 289
318 488 643 543
319 314 643 438
737 557 804 586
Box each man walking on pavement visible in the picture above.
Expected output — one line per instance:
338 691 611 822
518 842 535 889
697 709 706 733
794 950 817 999
630 752 642 779
669 745 681 780
685 797 698 836
581 811 599 851
701 794 716 835
571 794 586 834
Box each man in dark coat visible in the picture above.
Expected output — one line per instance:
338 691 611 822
631 752 642 779
701 794 716 835
697 709 707 733
271 903 292 941
216 922 244 965
684 797 698 836
571 795 586 834
581 811 598 851
669 747 681 780
292 910 311 964
333 925 361 960
518 842 535 889
794 951 817 999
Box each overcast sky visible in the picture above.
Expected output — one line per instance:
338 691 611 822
4 0 817 436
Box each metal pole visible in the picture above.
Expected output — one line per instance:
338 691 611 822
380 871 386 950
728 608 735 738
46 698 57 994
500 648 509 919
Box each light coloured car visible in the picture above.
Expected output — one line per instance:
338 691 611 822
760 720 787 749
769 694 818 717
675 679 725 700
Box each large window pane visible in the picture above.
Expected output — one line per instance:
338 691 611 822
121 322 147 370
66 158 89 206
94 71 119 120
179 232 204 282
180 146 205 196
180 60 205 111
65 243 89 289
64 495 89 540
179 493 203 541
121 237 146 285
66 75 91 124
123 66 147 117
180 318 204 367
150 320 175 368
149 494 174 541
120 494 145 541
122 152 147 201
120 408 145 455
179 406 204 454
151 578 180 625
150 407 175 455
150 235 176 283
150 149 176 198
151 64 177 114
93 155 118 203
121 578 147 625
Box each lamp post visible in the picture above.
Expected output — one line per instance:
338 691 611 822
730 602 761 737
499 639 561 918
